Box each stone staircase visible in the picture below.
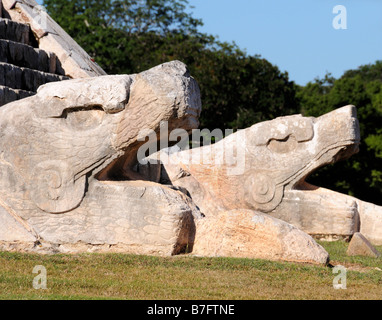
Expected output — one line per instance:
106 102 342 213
0 15 69 106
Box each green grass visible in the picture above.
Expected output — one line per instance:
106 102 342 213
0 241 381 300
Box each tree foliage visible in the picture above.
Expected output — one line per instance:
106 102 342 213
43 0 299 130
44 0 381 204
297 61 382 204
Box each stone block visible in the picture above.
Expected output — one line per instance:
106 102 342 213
0 85 35 106
7 39 24 65
22 65 67 91
0 60 380 265
0 18 35 46
3 63 22 89
0 19 6 38
1 39 54 72
0 204 36 242
0 40 8 63
192 209 330 265
22 42 39 69
0 70 5 87
3 0 105 77
47 51 56 74
1 0 17 11
0 85 16 105
0 62 67 91
0 86 5 105
20 65 34 91
15 87 35 100
346 232 381 258
37 48 49 72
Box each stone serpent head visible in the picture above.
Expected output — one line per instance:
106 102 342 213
0 60 201 214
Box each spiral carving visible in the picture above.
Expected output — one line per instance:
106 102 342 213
244 171 284 212
245 173 276 204
30 160 86 213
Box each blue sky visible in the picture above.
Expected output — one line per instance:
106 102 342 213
188 0 382 85
36 0 381 85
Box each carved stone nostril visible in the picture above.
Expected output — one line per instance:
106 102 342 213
255 183 269 196
44 171 62 189
245 172 276 205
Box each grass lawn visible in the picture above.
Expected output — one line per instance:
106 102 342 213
0 241 381 300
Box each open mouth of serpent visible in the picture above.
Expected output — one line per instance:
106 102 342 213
287 139 360 193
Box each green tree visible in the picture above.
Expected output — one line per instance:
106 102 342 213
297 62 382 205
44 0 381 205
44 0 299 130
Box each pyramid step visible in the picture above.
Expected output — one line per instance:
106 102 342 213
0 39 64 74
0 85 35 106
0 62 69 92
0 18 38 47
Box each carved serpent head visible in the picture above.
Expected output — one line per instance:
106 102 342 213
0 61 201 214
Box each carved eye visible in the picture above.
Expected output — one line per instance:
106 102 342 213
63 106 105 130
267 135 298 153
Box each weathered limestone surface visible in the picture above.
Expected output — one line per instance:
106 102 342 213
0 10 69 106
0 85 34 105
0 61 203 256
0 203 36 242
192 209 329 264
22 181 198 256
2 0 106 78
0 18 37 46
1 0 106 107
0 59 380 264
0 62 68 91
0 60 330 264
151 105 382 248
356 201 382 246
346 233 381 258
0 38 58 73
